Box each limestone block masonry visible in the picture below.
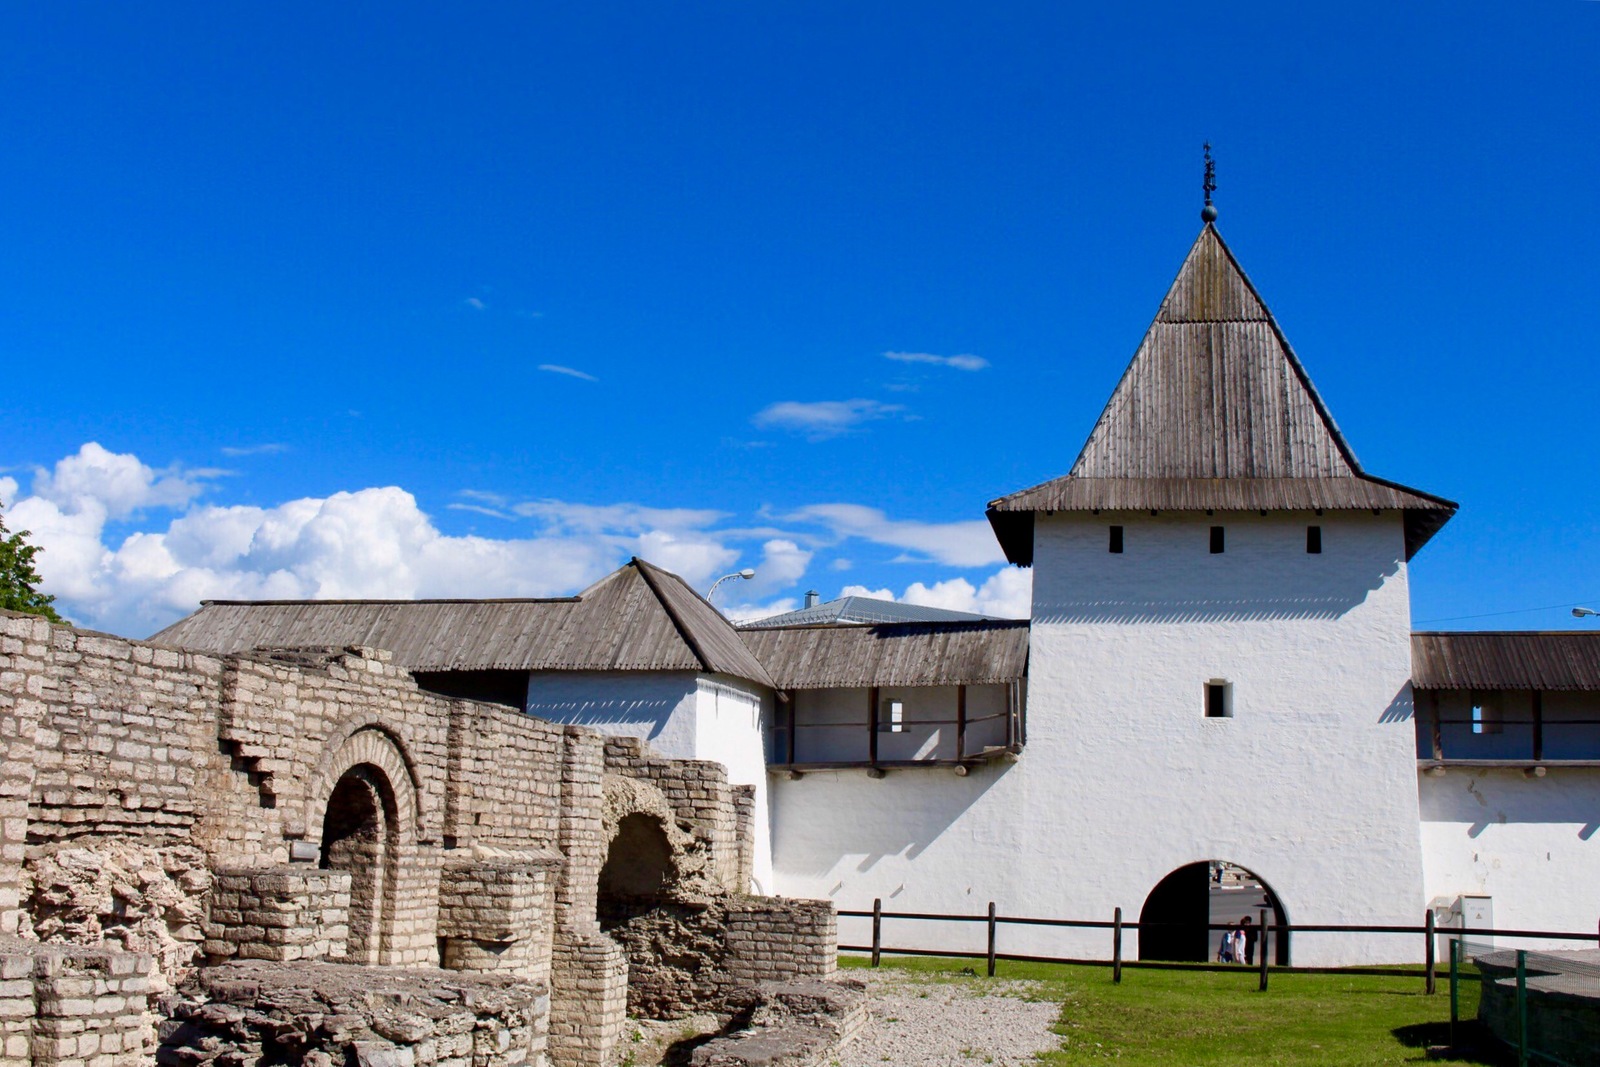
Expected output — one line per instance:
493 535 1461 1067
0 609 838 1067
202 868 350 964
0 939 153 1067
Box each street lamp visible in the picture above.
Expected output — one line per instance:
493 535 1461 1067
1574 607 1599 619
707 569 756 601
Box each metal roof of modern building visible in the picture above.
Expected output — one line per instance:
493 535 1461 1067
987 224 1456 565
738 596 998 630
150 557 775 688
1412 632 1600 691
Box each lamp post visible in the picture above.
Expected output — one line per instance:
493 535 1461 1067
707 569 756 602
1574 607 1599 619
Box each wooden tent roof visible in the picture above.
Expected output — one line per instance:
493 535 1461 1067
1412 632 1600 692
742 620 1029 689
150 557 775 688
987 224 1455 564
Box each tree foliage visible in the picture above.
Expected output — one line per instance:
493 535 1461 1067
0 498 63 623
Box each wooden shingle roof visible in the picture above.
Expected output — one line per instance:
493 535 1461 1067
988 225 1456 564
150 557 775 688
1412 632 1600 692
742 620 1029 689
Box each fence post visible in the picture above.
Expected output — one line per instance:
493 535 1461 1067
1448 937 1459 1050
1257 908 1269 992
1425 908 1436 995
1516 950 1528 1067
871 897 882 968
986 901 997 978
1112 907 1123 984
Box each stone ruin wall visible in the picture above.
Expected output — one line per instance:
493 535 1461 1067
0 610 838 1067
596 738 837 1019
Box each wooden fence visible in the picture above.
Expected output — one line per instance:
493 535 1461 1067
838 900 1600 993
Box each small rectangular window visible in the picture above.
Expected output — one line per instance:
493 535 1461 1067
1306 525 1322 554
1209 526 1225 554
882 699 905 733
1205 681 1232 718
1109 525 1124 553
1470 699 1501 736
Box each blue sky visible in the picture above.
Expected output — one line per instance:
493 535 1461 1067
2 2 1597 637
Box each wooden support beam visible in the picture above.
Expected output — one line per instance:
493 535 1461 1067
786 689 797 766
1005 682 1015 750
1532 690 1544 762
868 685 880 767
956 684 967 761
1429 691 1444 761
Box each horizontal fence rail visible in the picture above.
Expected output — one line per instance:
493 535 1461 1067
840 899 1600 989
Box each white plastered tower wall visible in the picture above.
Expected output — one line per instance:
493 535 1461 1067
1029 508 1427 965
767 510 1430 966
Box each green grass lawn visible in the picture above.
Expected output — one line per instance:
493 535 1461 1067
841 956 1509 1066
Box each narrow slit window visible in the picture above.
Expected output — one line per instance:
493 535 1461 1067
1306 525 1322 554
1470 700 1501 736
1109 525 1124 553
1205 681 1232 718
882 699 905 733
1209 526 1225 554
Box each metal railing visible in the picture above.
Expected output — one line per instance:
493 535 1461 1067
1449 938 1600 1066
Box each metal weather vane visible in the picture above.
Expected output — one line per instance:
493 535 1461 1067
1202 142 1218 223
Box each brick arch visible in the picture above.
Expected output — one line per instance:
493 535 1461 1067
305 726 421 853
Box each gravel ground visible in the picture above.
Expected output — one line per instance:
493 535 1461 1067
832 970 1061 1066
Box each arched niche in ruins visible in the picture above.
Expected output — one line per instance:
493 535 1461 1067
599 812 675 902
1138 860 1290 965
307 726 420 965
321 763 398 964
596 774 704 931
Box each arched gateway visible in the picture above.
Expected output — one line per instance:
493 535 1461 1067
1139 861 1289 965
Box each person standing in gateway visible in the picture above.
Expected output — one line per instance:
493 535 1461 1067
1240 916 1259 966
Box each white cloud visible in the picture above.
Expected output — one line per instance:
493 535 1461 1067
736 539 813 598
448 502 514 520
464 297 487 311
784 503 1005 568
220 443 288 457
538 364 598 382
32 442 205 520
751 399 904 440
760 537 812 582
843 567 1031 620
9 453 631 636
884 351 989 372
8 443 1024 639
634 530 739 590
514 500 726 535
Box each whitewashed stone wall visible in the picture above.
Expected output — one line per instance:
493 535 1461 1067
1419 767 1600 950
770 510 1428 965
693 677 772 892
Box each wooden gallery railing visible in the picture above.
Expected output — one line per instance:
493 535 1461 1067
778 680 1024 769
838 900 1600 992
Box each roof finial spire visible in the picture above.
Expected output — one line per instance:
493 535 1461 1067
1201 142 1218 224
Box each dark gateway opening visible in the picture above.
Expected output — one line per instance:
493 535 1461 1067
1139 861 1289 965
